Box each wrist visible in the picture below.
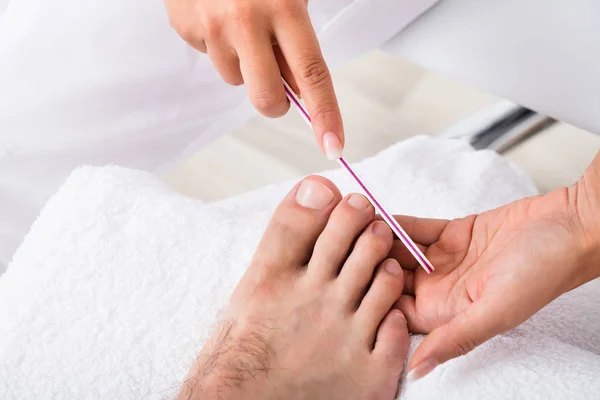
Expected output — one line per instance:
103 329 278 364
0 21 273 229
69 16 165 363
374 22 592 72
566 153 600 285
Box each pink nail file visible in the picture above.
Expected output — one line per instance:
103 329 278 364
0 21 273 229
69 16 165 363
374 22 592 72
282 79 434 274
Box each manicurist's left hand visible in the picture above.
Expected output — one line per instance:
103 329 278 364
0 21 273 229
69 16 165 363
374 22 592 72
390 179 600 381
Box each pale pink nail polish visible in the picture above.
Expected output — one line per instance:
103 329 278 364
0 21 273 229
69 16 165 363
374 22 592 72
322 132 343 161
407 359 439 382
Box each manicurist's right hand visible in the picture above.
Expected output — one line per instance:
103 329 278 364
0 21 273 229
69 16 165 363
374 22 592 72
164 0 345 160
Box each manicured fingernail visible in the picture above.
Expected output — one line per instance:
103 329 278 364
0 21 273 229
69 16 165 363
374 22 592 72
373 221 390 237
384 259 402 276
323 132 343 161
407 359 439 382
296 179 334 210
348 194 370 209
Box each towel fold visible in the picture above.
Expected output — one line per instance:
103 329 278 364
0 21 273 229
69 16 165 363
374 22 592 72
1 136 599 399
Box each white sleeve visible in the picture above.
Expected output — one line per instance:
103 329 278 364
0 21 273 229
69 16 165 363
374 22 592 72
0 0 437 270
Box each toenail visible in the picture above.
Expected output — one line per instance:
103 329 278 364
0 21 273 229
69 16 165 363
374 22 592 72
390 309 407 325
383 259 402 276
296 179 334 210
348 194 370 210
373 221 390 237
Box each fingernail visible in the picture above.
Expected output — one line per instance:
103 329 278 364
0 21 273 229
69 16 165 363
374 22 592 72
348 194 370 209
323 132 343 161
407 359 439 382
296 179 334 210
373 221 390 237
384 259 402 276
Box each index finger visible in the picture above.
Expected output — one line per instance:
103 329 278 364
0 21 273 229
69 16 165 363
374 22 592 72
272 6 344 161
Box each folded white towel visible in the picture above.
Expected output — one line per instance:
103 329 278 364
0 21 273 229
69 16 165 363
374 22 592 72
2 136 599 399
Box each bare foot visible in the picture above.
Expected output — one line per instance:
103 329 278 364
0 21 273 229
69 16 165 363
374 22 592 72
178 176 410 400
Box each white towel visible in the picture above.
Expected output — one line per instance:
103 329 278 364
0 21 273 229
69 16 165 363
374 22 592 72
1 136 599 399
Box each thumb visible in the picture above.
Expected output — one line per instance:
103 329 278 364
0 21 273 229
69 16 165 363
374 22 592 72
407 300 509 382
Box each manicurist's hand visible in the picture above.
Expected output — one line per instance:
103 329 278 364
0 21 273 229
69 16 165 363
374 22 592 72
164 0 344 160
390 153 600 381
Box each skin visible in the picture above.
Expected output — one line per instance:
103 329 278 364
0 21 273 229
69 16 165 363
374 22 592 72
392 152 600 380
178 152 600 395
163 0 344 156
178 177 411 400
163 1 600 386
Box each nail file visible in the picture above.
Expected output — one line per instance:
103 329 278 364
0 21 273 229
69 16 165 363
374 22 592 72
281 79 434 274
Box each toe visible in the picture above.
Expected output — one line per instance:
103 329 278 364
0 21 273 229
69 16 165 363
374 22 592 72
334 221 394 307
251 176 341 276
355 259 404 343
372 310 410 374
307 193 375 281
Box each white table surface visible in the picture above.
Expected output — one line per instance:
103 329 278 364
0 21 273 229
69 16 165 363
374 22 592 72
383 0 600 134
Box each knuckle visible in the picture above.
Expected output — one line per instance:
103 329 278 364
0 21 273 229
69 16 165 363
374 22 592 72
203 19 221 41
227 1 255 23
273 0 304 16
309 106 339 125
298 58 330 88
252 91 286 116
274 0 298 9
451 335 478 357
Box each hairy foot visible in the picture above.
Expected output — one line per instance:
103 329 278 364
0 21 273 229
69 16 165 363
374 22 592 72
178 177 410 400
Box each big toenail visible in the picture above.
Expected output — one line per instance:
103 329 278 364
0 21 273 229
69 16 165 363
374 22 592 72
383 259 402 276
373 221 390 237
296 180 334 210
348 194 370 209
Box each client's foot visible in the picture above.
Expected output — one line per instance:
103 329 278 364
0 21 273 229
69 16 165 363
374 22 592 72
179 177 410 400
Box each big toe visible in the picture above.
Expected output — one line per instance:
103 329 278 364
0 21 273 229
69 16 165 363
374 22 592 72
250 176 342 277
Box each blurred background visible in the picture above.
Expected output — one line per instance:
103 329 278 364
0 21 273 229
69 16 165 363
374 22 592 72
163 50 600 201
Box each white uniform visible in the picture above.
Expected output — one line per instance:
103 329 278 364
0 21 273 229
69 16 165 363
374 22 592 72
0 0 436 269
